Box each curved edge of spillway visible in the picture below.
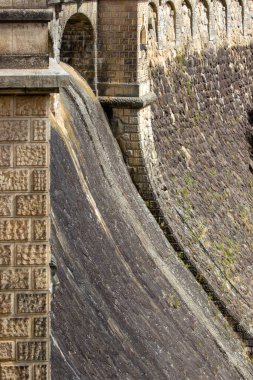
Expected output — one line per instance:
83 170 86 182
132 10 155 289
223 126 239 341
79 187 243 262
50 64 253 380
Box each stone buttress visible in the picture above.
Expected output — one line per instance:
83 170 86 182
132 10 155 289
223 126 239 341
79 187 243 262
97 0 158 228
0 1 68 379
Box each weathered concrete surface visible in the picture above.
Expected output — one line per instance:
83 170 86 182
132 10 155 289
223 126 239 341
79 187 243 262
50 65 253 379
147 44 253 339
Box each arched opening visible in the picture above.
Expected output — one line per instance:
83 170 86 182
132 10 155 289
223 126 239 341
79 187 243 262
60 13 95 88
231 0 243 36
181 0 192 44
197 0 209 40
139 22 148 81
148 3 158 41
140 25 147 45
214 0 227 39
165 1 176 44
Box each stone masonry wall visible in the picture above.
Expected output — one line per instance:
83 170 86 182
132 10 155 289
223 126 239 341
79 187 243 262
148 45 253 343
0 95 50 379
97 0 138 86
108 0 253 352
60 13 95 88
49 0 253 357
49 1 97 65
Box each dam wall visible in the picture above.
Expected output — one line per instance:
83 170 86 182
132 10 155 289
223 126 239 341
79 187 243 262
47 0 253 356
50 64 253 380
0 0 247 377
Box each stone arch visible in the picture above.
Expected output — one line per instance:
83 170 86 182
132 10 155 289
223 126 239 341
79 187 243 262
148 2 159 41
181 0 192 44
165 1 176 44
197 0 209 40
214 0 227 39
140 25 148 45
60 13 95 88
149 0 160 10
231 0 243 36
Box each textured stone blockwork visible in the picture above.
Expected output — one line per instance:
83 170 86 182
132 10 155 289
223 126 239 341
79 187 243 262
0 95 50 379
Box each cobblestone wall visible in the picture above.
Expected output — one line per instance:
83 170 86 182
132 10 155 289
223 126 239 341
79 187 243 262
148 44 253 345
0 95 50 379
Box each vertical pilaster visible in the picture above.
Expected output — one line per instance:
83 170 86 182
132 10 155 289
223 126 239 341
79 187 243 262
98 0 157 211
0 2 68 380
0 95 50 380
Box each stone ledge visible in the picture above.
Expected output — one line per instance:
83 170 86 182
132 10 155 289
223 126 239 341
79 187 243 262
0 59 69 93
0 9 53 22
4 0 47 8
0 55 49 70
99 92 157 109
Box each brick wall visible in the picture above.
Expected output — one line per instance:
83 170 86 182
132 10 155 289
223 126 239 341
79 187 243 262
60 13 95 88
97 0 138 85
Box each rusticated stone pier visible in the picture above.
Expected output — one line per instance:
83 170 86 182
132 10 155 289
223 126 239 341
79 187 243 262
0 2 68 379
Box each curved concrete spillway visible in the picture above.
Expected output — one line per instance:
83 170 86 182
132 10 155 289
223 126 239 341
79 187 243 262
50 65 253 379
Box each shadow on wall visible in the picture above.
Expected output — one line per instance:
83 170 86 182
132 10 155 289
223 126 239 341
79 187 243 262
248 110 253 125
247 111 253 173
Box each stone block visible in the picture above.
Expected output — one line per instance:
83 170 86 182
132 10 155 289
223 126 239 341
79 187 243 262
0 170 28 191
0 245 12 266
34 364 47 380
0 24 12 54
15 96 49 117
33 268 47 290
0 23 48 55
0 196 12 216
17 341 47 361
0 219 30 241
32 170 48 192
0 365 30 380
0 293 13 314
0 341 15 361
16 195 47 217
33 317 48 338
17 293 47 314
0 119 29 141
0 318 30 338
33 220 47 241
0 1 12 8
13 23 48 54
13 0 47 9
0 146 11 167
0 54 49 70
0 269 29 290
15 145 47 167
0 97 13 116
16 244 48 266
32 119 48 142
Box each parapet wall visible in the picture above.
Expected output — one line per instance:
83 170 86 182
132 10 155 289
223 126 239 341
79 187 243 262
156 0 251 50
49 0 253 97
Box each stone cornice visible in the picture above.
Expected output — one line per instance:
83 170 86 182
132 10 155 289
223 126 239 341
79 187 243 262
0 59 69 93
99 92 157 109
0 9 53 21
